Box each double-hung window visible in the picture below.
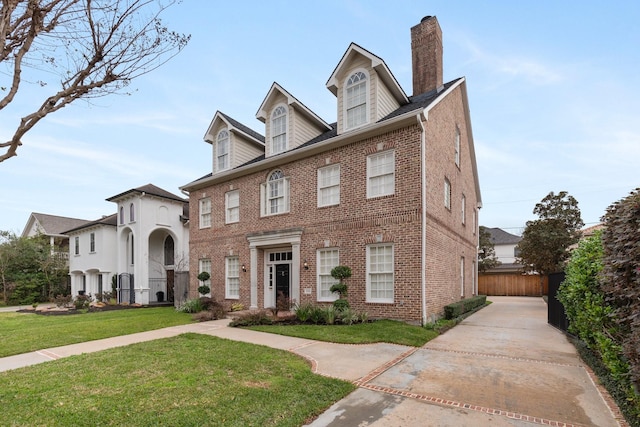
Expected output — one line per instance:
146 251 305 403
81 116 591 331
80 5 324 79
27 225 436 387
261 170 289 216
346 71 367 129
225 190 239 224
444 178 451 210
461 194 466 225
367 150 395 198
216 130 230 171
199 198 211 228
367 244 394 303
226 257 240 299
317 164 340 207
317 248 339 301
271 106 287 154
199 259 211 287
455 127 461 167
90 232 95 253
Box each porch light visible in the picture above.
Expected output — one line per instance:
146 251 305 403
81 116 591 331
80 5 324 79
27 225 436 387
303 260 309 270
241 264 246 272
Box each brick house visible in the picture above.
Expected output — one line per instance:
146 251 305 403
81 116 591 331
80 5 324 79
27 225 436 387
181 16 482 323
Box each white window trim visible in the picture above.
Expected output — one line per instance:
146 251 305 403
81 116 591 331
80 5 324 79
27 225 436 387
461 194 466 225
367 150 395 199
366 243 394 303
199 258 212 297
270 104 288 155
225 190 240 224
215 129 230 172
74 236 79 256
444 178 451 210
90 232 96 253
225 256 240 299
199 197 211 229
260 171 290 217
455 127 461 167
343 68 369 131
317 164 340 207
317 248 339 302
460 256 465 297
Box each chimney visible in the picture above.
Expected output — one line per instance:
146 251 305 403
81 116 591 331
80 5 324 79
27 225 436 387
411 15 443 96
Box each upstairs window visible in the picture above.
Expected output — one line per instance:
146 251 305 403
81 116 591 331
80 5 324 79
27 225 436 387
455 127 461 167
90 232 95 253
345 71 368 129
119 206 124 225
216 130 230 171
74 236 79 255
444 178 451 210
225 190 239 224
367 150 395 198
129 203 135 222
261 170 290 216
199 198 211 228
317 164 340 207
271 106 287 154
461 194 466 225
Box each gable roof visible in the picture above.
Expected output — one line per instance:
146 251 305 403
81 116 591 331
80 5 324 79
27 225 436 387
106 184 186 203
63 213 118 234
204 111 265 146
21 213 90 238
485 227 522 245
255 82 332 131
326 42 409 105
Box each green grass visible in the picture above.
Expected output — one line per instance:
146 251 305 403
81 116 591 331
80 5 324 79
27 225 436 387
248 319 438 347
0 307 193 358
0 334 355 427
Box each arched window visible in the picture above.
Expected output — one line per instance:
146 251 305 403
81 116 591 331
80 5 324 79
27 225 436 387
261 170 289 216
119 206 124 224
164 236 175 266
345 71 367 129
129 203 135 222
271 106 287 154
216 129 230 171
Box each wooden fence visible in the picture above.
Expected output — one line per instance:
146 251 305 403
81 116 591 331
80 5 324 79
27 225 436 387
478 273 548 296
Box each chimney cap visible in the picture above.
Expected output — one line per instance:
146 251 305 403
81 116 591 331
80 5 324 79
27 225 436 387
421 15 433 23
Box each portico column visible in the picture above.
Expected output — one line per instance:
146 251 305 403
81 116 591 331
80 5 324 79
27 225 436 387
291 243 301 306
250 247 258 309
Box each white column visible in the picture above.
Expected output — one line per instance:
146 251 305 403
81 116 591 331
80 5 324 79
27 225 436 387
250 247 258 309
291 243 301 306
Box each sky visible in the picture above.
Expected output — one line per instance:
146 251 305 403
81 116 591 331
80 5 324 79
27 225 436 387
1 0 638 235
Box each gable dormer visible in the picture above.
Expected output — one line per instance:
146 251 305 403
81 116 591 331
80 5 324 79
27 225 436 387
256 83 332 158
326 43 409 135
204 112 265 174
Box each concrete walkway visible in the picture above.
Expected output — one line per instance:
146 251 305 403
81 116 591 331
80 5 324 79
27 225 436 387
0 297 627 426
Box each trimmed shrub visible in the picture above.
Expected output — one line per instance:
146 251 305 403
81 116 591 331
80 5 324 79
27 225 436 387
444 295 487 320
229 310 273 327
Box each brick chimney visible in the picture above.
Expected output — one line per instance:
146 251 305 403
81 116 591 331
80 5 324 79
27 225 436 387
411 16 443 96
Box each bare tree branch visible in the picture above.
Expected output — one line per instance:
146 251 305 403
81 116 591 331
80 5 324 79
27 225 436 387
0 0 189 162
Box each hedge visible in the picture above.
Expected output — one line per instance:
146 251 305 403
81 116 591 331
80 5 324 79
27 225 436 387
444 295 487 319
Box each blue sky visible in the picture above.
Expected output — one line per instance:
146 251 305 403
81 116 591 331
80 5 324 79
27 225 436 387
1 1 638 235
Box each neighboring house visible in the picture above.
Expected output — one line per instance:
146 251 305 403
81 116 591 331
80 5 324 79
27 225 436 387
21 212 90 260
485 227 523 273
64 184 190 305
181 16 482 323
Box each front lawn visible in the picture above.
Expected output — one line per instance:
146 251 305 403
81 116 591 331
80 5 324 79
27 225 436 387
248 319 438 347
0 334 355 427
0 307 193 358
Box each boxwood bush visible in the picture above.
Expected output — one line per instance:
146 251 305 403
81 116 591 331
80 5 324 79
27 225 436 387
443 295 486 319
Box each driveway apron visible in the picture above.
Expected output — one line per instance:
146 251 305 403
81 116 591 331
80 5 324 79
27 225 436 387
307 297 625 427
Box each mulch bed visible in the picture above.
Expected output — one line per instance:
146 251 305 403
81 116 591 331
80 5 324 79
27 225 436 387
17 304 151 316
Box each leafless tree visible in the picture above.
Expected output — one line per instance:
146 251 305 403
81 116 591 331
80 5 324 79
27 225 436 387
0 0 189 162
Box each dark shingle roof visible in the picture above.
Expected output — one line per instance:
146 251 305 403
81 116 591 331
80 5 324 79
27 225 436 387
63 213 118 234
106 184 186 203
486 227 522 245
219 112 265 144
28 213 91 237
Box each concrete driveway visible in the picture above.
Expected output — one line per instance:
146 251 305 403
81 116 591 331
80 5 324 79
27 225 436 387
307 297 625 427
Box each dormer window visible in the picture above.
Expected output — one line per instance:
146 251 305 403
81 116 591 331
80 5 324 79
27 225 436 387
216 129 230 171
345 71 368 129
271 105 287 154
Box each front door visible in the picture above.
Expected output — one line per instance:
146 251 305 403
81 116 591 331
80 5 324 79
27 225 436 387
275 263 290 301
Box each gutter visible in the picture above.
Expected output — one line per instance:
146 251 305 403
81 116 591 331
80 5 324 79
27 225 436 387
417 111 428 326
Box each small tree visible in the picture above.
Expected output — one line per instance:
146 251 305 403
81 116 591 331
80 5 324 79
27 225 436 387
478 226 500 272
197 271 210 296
329 265 351 311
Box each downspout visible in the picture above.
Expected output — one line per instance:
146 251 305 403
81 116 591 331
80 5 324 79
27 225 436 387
417 112 428 325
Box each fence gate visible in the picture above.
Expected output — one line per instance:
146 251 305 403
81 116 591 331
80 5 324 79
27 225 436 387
547 271 569 332
118 273 135 304
173 271 189 308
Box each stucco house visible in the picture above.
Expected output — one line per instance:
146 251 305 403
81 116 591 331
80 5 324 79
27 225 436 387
181 16 482 323
64 184 190 305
